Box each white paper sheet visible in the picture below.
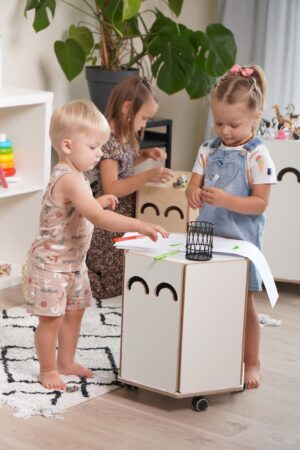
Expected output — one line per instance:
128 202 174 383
115 233 279 307
212 237 278 308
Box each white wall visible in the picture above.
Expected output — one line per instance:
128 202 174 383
0 1 89 106
1 0 217 171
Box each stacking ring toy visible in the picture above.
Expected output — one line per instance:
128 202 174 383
0 147 13 155
3 167 16 177
0 139 13 148
0 161 15 169
0 154 14 163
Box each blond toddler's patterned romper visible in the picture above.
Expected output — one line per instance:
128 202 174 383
25 164 94 316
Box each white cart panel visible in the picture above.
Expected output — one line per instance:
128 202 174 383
180 259 247 393
121 253 183 392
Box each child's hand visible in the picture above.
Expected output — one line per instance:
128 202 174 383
201 186 228 207
147 167 174 184
137 222 169 241
97 194 119 210
144 147 167 161
186 184 202 209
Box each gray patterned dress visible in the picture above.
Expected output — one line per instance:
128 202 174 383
86 133 136 299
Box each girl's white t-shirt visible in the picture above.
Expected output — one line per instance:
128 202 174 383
192 142 277 185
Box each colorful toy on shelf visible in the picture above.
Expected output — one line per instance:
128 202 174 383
272 104 293 129
0 263 11 277
0 165 8 188
276 128 288 140
0 134 16 177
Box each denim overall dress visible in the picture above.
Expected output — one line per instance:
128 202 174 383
197 136 265 292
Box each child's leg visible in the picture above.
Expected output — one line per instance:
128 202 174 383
35 315 66 390
244 291 261 389
57 308 93 378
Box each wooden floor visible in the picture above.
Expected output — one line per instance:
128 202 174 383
0 283 299 450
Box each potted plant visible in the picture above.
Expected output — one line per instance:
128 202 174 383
24 0 236 109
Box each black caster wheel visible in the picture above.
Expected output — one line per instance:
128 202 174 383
192 396 210 412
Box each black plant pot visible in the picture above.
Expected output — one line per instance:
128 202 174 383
85 66 139 113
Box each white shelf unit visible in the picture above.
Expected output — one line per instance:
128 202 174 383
0 87 53 289
263 139 300 283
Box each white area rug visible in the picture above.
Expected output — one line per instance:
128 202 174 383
0 297 121 419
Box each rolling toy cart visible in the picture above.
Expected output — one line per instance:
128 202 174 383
118 250 248 411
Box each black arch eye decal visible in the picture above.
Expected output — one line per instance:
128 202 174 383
155 282 178 301
127 276 149 294
277 167 300 183
164 206 184 219
140 203 160 216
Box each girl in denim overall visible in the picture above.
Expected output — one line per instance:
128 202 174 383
186 64 276 389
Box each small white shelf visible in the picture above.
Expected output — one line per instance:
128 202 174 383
0 86 53 285
0 260 22 289
0 86 53 107
0 182 44 198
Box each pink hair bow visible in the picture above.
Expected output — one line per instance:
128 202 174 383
230 64 254 77
241 67 254 77
230 64 242 74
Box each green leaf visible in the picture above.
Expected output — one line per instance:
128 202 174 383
122 0 142 21
54 39 86 81
167 0 184 17
186 67 216 99
24 0 56 32
68 26 94 56
150 34 195 95
193 30 209 52
148 14 195 94
204 24 237 76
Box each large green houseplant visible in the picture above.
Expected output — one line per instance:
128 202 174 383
24 0 236 100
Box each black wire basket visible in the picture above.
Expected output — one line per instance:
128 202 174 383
185 221 214 261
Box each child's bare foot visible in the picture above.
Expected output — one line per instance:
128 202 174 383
58 362 94 378
39 370 66 390
245 364 261 389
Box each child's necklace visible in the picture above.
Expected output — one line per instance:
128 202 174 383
222 135 253 147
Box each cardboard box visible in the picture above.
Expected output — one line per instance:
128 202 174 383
136 171 199 232
119 251 248 397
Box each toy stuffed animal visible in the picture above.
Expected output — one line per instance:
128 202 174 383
272 104 293 129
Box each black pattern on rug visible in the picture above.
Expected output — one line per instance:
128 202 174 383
0 297 121 418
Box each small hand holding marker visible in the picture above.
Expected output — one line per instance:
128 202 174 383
202 174 220 205
206 173 220 186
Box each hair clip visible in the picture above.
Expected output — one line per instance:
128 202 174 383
230 64 242 75
241 67 254 77
142 78 152 90
230 64 254 78
251 78 259 94
215 76 226 87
